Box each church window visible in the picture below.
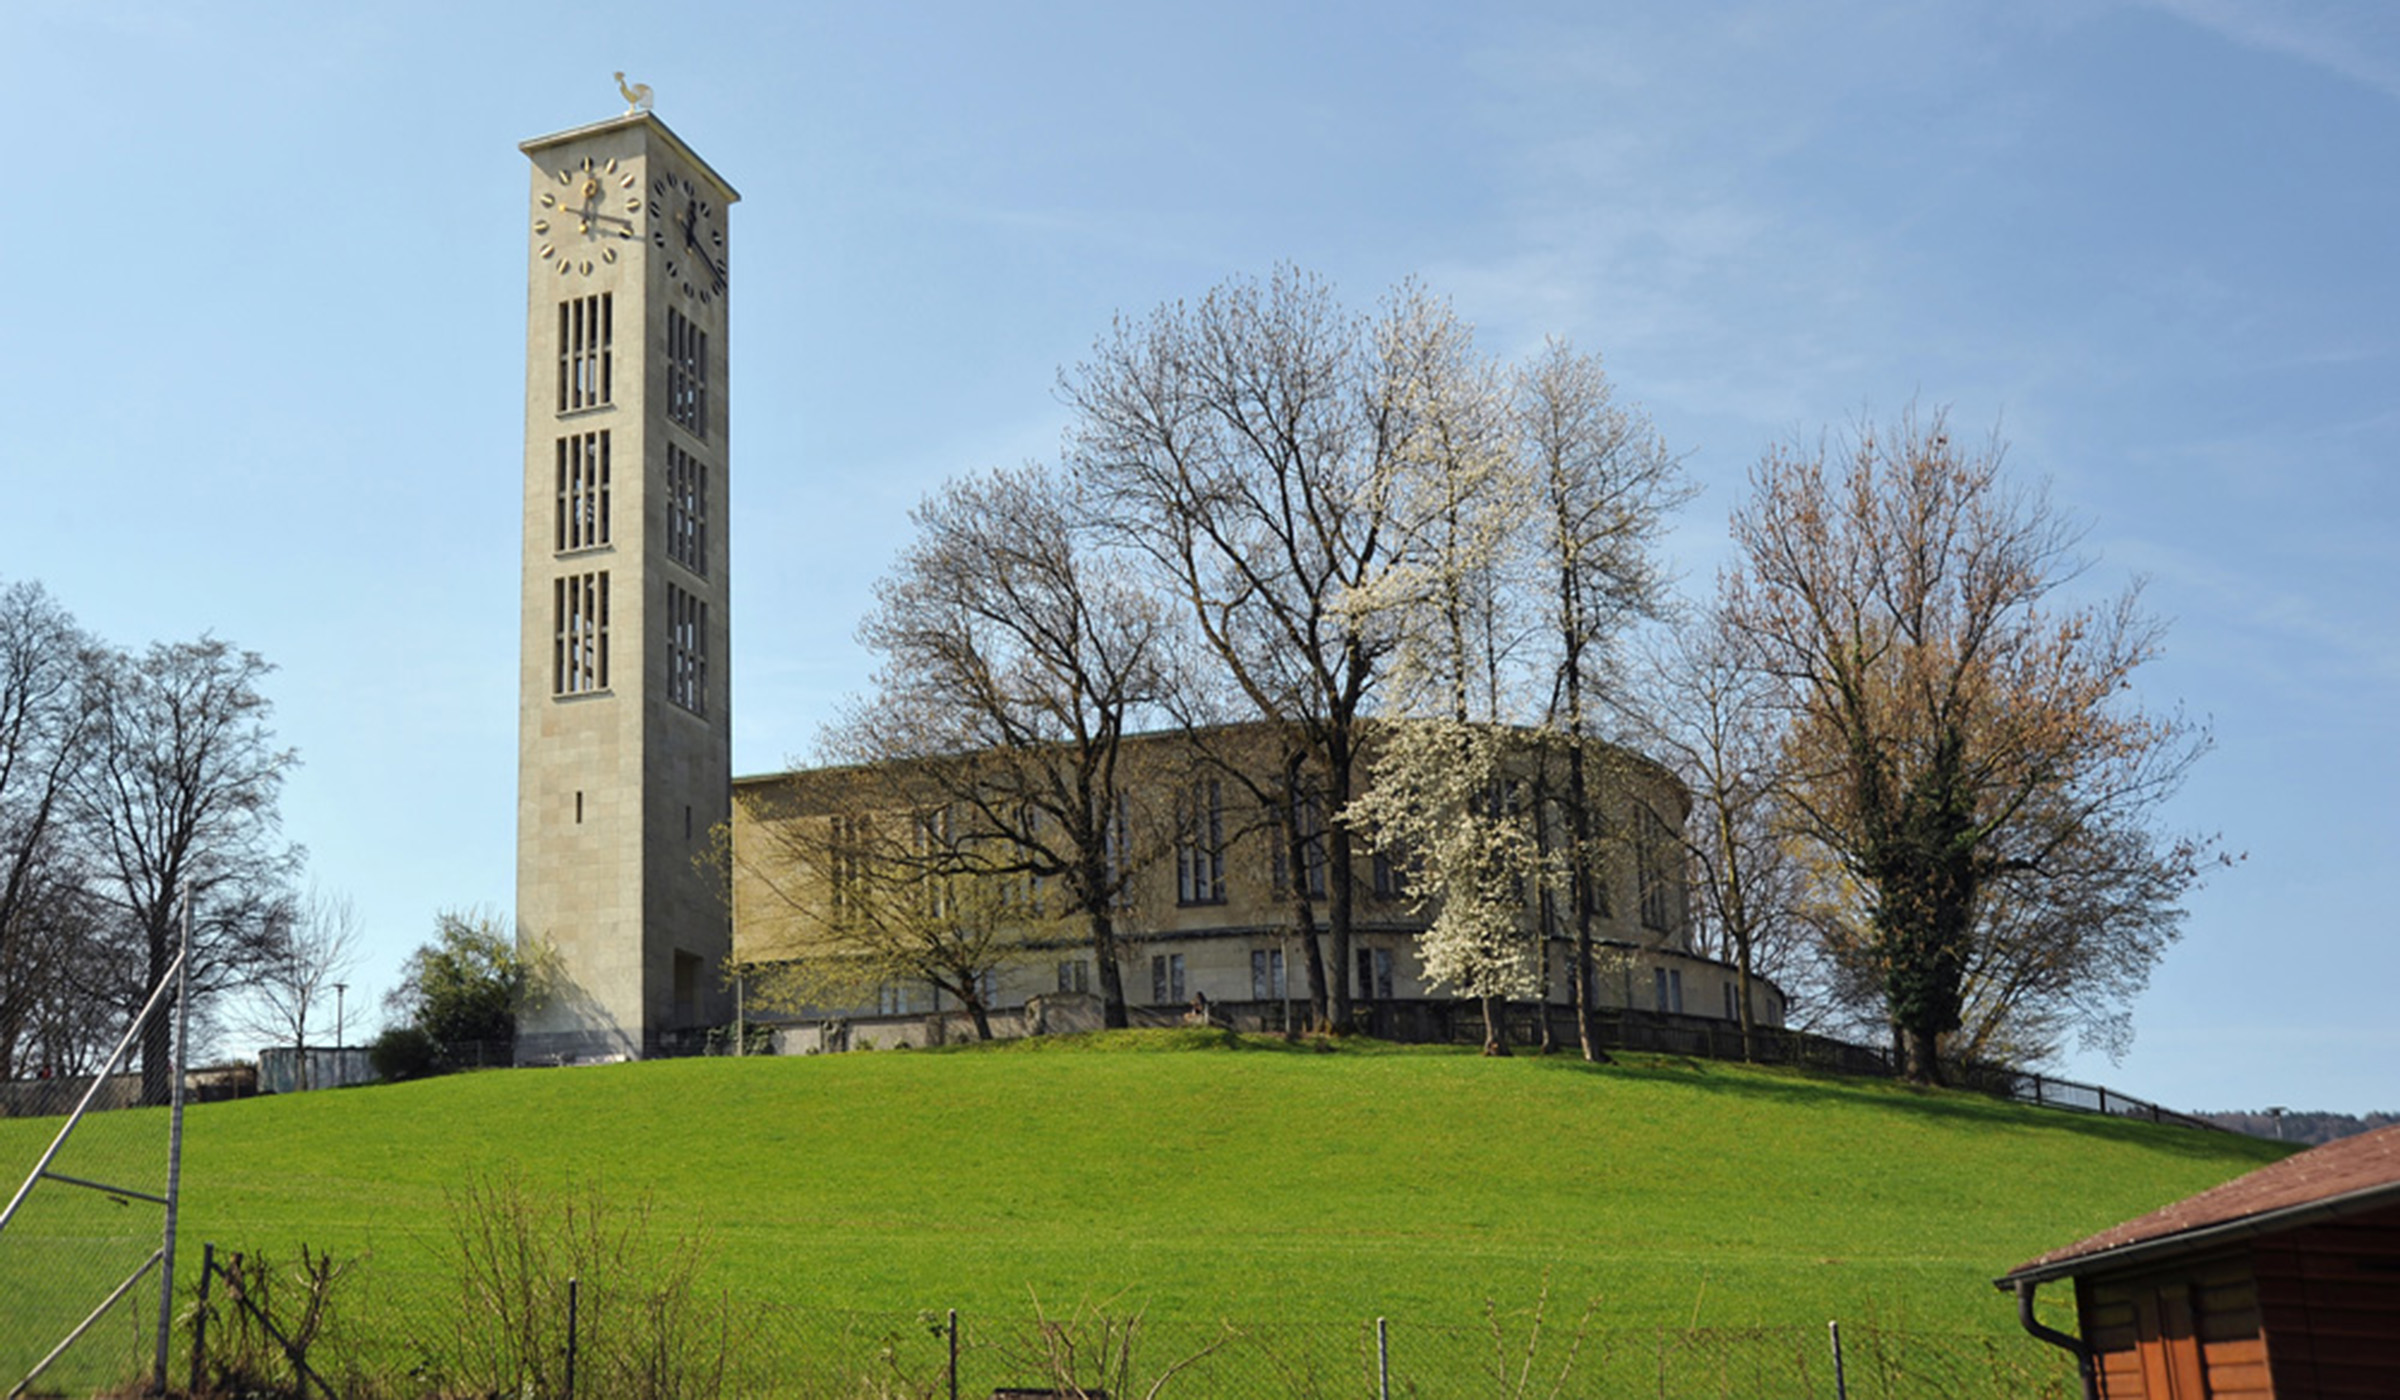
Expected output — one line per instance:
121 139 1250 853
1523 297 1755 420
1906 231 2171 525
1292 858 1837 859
553 571 609 694
667 443 707 574
558 294 612 411
1250 948 1287 1001
667 309 707 437
1150 952 1186 1005
1355 946 1394 1001
1270 786 1327 898
828 814 869 924
1636 805 1684 934
1056 959 1090 994
666 584 706 714
555 430 611 551
1175 780 1225 905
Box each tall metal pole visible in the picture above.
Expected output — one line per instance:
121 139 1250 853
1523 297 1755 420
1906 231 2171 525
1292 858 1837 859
154 893 192 1390
333 983 347 1051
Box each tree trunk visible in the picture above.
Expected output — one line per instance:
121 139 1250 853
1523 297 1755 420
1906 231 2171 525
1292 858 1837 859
1088 907 1129 1030
1281 751 1329 1031
1325 743 1358 1035
140 909 174 1107
1566 749 1612 1065
1479 995 1508 1056
1901 1026 1944 1086
1734 936 1756 1064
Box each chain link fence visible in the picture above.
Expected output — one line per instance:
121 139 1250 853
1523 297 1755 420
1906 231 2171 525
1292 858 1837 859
0 961 187 1399
169 1261 2080 1400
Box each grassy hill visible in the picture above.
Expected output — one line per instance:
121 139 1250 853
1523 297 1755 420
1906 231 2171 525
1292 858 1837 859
0 1031 2287 1395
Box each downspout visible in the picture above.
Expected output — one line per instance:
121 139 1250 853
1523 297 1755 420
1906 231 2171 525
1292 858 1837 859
2013 1279 2098 1400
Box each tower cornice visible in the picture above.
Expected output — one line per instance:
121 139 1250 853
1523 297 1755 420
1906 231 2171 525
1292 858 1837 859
521 111 742 204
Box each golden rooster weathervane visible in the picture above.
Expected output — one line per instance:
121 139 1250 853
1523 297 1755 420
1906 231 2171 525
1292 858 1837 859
615 72 654 115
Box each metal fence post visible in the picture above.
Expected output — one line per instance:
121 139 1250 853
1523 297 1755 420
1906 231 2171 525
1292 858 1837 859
154 893 193 1392
1377 1315 1389 1400
565 1275 579 1400
948 1307 959 1400
190 1242 215 1396
1828 1320 1847 1400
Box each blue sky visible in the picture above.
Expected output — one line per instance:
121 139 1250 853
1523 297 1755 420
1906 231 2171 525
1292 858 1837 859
2 1 2391 1113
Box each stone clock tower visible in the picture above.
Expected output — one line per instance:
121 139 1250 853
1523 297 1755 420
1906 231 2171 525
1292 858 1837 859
514 104 735 1061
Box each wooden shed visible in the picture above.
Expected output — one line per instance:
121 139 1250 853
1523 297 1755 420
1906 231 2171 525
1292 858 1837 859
1995 1123 2400 1399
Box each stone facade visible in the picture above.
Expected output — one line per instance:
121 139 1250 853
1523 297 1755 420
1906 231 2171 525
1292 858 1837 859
727 725 1788 1038
515 112 736 1061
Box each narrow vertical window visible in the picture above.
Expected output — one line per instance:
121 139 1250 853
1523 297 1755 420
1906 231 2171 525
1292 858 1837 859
1637 805 1682 934
559 293 613 411
1250 948 1286 1001
1175 780 1225 905
1273 787 1328 898
555 430 611 551
666 443 707 575
666 583 707 714
552 571 610 694
667 308 708 437
1354 947 1394 1002
1150 953 1186 1005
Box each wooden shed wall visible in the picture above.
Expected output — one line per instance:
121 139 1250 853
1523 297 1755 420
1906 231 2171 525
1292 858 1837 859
2254 1201 2400 1398
2080 1251 2269 1399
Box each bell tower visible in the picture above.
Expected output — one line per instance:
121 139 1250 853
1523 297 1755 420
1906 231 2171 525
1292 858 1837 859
514 102 736 1060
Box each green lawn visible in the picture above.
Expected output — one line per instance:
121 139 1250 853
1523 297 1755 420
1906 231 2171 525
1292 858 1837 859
0 1032 2286 1394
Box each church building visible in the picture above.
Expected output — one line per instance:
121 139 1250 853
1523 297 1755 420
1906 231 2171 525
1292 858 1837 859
509 98 1784 1058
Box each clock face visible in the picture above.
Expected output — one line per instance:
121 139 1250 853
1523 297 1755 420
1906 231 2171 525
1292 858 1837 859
651 173 727 307
531 154 644 278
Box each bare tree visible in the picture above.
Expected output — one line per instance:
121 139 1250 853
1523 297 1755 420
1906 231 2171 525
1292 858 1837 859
824 462 1178 1028
75 637 301 1101
229 885 360 1086
0 580 102 1078
1070 268 1417 1031
736 791 1053 1040
1518 342 1688 1062
1723 409 2216 1084
1629 611 1801 1062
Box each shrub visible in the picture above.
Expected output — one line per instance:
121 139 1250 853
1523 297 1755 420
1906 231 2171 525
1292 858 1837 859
369 1025 442 1082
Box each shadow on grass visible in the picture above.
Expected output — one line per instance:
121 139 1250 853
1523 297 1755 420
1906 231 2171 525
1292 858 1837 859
930 1027 2284 1167
1519 1049 2288 1166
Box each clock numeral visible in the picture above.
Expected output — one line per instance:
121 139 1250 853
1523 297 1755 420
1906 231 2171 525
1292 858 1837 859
625 198 642 213
619 172 635 189
540 193 557 208
557 258 572 275
580 260 593 275
604 157 619 174
539 244 556 259
603 248 617 264
533 220 550 234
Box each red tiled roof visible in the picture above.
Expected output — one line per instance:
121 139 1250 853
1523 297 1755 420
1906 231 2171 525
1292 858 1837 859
2000 1123 2400 1284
